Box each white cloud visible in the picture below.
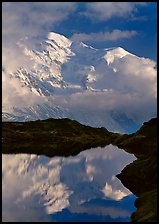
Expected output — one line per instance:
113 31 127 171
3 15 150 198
52 53 156 123
71 30 137 42
2 2 76 39
2 71 47 111
84 2 146 21
2 2 76 73
102 182 130 201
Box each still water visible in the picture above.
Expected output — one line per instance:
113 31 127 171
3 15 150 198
2 144 137 222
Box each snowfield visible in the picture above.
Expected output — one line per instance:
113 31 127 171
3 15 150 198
2 32 157 133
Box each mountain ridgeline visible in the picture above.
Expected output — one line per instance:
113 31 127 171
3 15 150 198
2 117 156 157
2 118 113 157
2 117 157 222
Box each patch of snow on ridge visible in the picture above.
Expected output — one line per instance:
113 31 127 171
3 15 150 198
103 47 132 65
48 32 72 48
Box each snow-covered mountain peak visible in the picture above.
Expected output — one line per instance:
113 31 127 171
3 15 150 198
3 31 156 133
103 47 132 65
47 32 72 48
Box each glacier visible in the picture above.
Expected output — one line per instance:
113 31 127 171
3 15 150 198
2 32 157 133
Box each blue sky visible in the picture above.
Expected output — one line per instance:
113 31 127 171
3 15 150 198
2 2 157 61
53 2 157 60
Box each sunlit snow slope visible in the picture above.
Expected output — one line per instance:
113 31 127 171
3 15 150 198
2 32 157 133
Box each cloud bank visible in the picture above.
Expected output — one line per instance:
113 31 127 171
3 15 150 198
83 2 146 21
71 30 137 42
2 2 76 73
52 53 157 123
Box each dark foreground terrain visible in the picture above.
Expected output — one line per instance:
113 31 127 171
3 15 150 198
2 117 157 222
2 118 115 156
116 118 157 222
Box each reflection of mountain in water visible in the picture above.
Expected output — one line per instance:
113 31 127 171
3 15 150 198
51 195 136 222
2 145 136 222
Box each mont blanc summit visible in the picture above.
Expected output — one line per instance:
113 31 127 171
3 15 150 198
2 32 156 133
9 32 132 96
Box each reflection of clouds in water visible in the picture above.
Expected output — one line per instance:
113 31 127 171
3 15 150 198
102 183 130 200
2 194 52 222
69 204 130 219
21 182 72 214
60 145 136 205
2 144 136 221
2 154 72 215
86 164 97 181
